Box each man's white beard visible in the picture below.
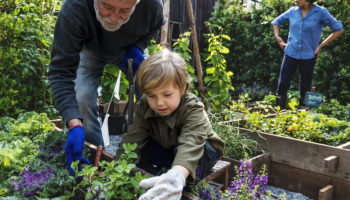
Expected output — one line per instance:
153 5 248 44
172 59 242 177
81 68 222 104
94 0 135 32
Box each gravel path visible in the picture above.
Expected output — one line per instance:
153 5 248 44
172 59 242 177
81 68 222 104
104 135 122 156
264 185 312 200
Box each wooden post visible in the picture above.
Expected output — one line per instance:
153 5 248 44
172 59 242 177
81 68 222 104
319 185 334 200
186 0 206 103
323 155 339 173
160 0 170 48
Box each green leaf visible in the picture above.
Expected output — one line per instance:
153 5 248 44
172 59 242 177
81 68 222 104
206 67 216 74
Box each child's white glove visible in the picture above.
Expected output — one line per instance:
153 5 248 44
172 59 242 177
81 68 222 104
138 168 186 200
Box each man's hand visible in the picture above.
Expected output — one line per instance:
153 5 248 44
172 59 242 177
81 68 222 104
65 126 91 176
122 46 145 71
138 169 186 200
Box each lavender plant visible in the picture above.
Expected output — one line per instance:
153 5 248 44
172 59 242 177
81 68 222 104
191 160 286 200
224 160 268 200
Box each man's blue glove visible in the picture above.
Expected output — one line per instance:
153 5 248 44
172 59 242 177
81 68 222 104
65 126 91 176
122 46 145 72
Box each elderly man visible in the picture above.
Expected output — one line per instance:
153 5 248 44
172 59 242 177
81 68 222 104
48 0 165 176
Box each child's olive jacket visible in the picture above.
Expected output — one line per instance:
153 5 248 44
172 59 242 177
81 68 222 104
116 93 224 178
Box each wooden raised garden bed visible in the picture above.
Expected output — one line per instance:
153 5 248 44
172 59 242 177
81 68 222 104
52 119 231 199
85 141 229 200
237 127 350 200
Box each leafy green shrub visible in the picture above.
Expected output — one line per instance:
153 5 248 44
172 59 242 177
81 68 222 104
204 33 234 112
0 0 61 118
316 98 350 122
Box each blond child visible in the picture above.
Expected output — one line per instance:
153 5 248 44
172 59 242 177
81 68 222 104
116 48 224 200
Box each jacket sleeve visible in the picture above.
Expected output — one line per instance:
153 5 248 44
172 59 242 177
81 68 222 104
116 100 150 160
172 100 212 178
133 0 165 51
48 12 85 123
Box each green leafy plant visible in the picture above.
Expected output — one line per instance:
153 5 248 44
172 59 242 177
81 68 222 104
68 143 147 200
204 31 234 112
147 39 163 56
0 0 61 118
316 98 350 121
209 112 261 159
0 112 76 197
173 32 199 96
244 109 350 146
100 64 129 103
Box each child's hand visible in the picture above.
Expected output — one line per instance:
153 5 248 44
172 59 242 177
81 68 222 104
138 168 185 200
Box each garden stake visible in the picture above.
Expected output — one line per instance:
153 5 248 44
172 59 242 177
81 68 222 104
94 145 104 167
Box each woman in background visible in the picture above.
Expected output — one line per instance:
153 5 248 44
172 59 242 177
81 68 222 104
272 0 343 109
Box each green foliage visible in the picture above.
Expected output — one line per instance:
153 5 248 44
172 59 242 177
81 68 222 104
0 112 68 197
173 32 199 96
69 143 147 200
204 32 234 112
0 0 61 118
316 98 350 121
147 39 163 55
8 130 78 198
209 112 261 159
206 0 350 105
313 0 350 104
244 110 350 146
100 64 129 103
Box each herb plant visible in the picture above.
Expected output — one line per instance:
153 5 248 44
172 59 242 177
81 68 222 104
209 112 261 160
68 143 147 200
190 159 286 200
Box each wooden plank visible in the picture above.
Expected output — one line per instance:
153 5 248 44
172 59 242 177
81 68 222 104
338 142 350 150
319 185 334 200
269 162 350 200
50 119 63 129
204 160 231 190
323 156 339 173
237 128 350 182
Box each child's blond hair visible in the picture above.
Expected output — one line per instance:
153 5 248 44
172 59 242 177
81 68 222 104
136 48 192 94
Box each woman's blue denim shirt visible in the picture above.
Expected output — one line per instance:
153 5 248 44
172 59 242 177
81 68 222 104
271 4 343 59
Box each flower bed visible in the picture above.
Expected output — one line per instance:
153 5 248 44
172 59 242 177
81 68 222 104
0 112 78 198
